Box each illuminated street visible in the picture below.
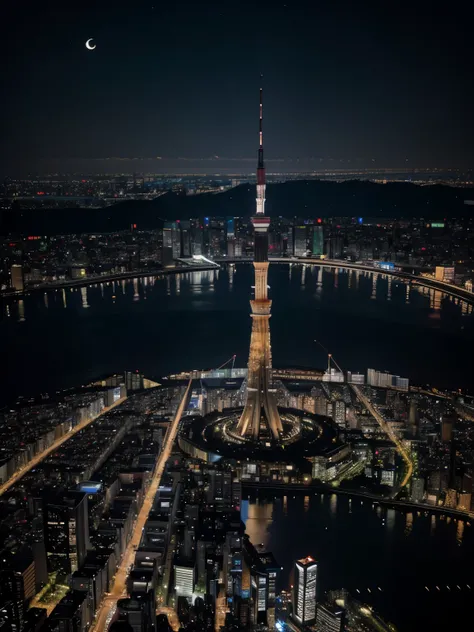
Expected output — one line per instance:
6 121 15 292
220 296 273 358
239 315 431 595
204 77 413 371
0 397 127 497
351 385 414 488
90 379 192 632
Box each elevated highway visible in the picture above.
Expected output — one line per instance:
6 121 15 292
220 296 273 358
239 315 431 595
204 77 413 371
216 256 474 304
7 256 473 305
4 262 219 297
242 481 474 520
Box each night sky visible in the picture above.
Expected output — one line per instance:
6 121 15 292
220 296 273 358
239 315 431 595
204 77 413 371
3 0 473 175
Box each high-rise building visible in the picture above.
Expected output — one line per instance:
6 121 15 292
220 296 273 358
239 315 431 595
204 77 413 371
251 572 268 626
408 399 418 432
11 264 24 292
226 217 235 239
206 469 232 505
435 266 455 283
293 557 317 625
163 222 181 259
180 221 192 257
441 414 454 443
328 236 343 259
124 371 144 392
293 226 308 256
236 89 283 441
312 225 324 257
316 603 344 632
44 491 89 575
0 551 36 632
411 477 425 503
332 400 346 429
191 224 204 256
174 561 195 600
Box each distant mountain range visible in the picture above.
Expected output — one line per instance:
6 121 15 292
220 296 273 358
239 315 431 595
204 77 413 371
2 180 473 235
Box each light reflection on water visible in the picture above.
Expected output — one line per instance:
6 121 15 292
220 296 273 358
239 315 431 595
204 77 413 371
2 265 473 405
5 266 474 322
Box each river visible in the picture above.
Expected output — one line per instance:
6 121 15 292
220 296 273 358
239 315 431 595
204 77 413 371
1 263 472 404
242 491 472 631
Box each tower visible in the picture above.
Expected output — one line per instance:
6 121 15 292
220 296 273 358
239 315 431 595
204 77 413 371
236 89 283 440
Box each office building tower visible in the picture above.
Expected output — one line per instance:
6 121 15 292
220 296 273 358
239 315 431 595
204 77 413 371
11 264 24 292
251 571 268 626
227 217 235 239
163 222 181 259
206 469 232 505
44 491 89 575
328 236 343 259
435 266 455 283
312 224 324 257
223 534 243 600
236 89 283 441
411 477 425 503
0 552 36 632
124 371 144 392
316 603 344 632
174 561 195 600
294 226 308 256
180 221 192 257
293 557 317 625
332 400 346 429
191 225 204 256
441 414 454 443
408 400 418 432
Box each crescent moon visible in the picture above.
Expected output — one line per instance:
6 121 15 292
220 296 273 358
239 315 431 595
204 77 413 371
85 38 96 51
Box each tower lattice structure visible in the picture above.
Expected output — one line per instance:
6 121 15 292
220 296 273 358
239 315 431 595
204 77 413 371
237 89 283 440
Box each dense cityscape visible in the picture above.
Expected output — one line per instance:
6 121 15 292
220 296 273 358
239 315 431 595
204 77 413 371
3 1 474 630
1 95 474 632
2 215 474 297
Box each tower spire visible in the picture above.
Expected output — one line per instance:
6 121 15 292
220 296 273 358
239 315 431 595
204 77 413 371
236 88 283 441
258 87 264 170
256 86 266 216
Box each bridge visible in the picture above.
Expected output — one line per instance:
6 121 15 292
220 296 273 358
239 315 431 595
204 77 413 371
215 256 474 304
7 256 473 305
6 260 219 297
242 480 474 520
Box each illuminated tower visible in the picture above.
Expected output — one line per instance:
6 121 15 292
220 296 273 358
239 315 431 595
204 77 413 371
293 557 318 625
237 89 283 440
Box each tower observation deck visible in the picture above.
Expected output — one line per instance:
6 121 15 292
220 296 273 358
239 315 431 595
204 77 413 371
236 89 283 441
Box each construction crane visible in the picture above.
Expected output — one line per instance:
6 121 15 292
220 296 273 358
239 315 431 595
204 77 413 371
216 354 237 371
314 339 344 375
314 339 414 491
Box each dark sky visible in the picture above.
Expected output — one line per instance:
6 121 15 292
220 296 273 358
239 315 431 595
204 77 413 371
3 0 473 175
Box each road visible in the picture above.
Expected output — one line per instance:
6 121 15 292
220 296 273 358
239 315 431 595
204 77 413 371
214 256 474 305
351 384 413 488
5 264 218 297
243 480 474 519
90 378 192 632
156 606 180 631
0 397 127 497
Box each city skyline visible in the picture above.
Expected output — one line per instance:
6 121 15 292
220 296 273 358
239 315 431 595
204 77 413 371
3 1 474 175
2 3 474 631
